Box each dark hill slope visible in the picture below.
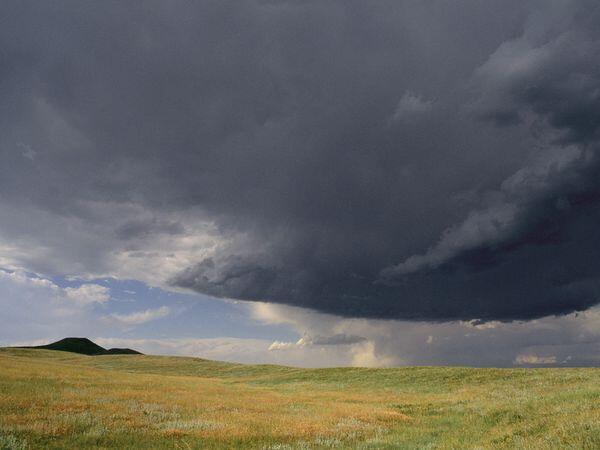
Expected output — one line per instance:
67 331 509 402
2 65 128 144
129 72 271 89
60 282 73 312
104 347 142 355
26 337 142 356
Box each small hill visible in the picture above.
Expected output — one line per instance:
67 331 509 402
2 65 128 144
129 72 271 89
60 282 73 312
26 337 142 356
104 347 142 355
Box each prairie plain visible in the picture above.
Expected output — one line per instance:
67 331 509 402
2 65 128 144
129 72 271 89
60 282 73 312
0 348 598 449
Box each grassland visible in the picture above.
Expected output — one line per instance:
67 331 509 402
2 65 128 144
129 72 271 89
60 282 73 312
0 348 598 449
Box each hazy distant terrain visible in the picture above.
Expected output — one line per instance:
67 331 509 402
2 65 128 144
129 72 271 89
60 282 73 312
0 347 598 449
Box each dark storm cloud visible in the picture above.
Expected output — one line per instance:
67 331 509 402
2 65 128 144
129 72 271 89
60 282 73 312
2 0 600 320
115 219 185 241
309 334 366 346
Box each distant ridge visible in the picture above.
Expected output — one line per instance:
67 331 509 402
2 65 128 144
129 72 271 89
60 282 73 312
24 337 142 356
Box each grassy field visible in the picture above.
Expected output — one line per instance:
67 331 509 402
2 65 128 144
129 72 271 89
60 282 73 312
0 348 598 449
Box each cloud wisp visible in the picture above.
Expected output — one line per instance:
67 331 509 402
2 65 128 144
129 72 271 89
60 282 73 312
104 306 171 326
268 332 366 351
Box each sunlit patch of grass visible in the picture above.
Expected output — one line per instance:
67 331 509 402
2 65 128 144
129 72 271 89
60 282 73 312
0 348 598 449
158 419 223 432
0 433 29 450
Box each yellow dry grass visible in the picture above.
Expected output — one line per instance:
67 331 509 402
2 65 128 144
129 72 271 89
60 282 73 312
0 348 598 449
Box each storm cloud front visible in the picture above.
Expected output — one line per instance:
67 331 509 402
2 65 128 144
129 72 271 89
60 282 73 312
2 0 600 324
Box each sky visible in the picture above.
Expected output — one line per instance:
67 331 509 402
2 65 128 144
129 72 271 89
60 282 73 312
1 0 599 367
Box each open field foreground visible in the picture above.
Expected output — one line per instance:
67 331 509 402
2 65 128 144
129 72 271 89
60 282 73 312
0 349 598 449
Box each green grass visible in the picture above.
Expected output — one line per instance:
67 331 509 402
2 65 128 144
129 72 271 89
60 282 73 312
0 348 598 449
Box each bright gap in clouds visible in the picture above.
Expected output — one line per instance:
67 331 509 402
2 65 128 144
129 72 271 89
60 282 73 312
2 268 598 368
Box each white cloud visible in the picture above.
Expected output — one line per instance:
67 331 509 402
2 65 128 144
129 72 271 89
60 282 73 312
269 332 366 351
0 269 59 290
64 284 110 305
0 200 222 292
0 269 104 344
105 306 171 326
0 269 110 306
268 341 297 351
514 354 558 365
351 341 397 368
